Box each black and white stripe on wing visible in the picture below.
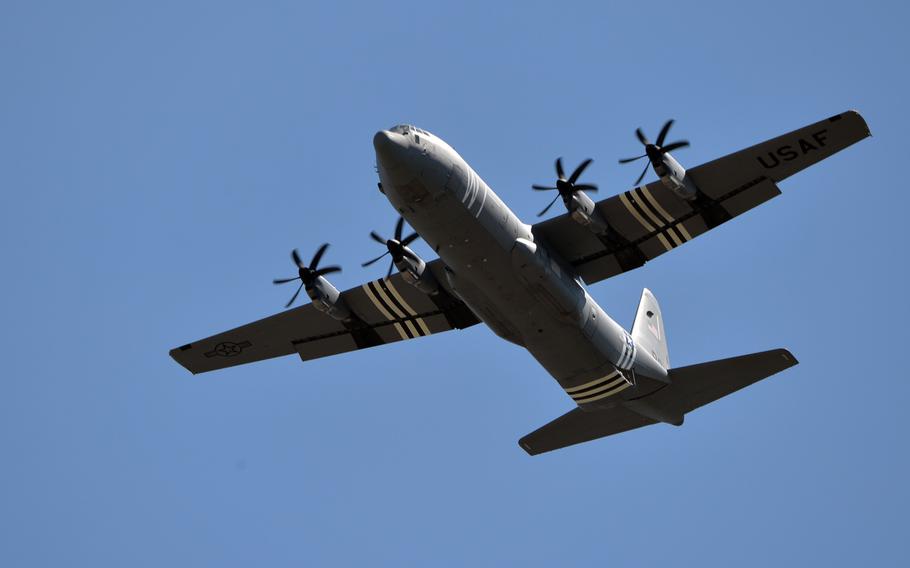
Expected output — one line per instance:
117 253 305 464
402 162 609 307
362 279 431 340
378 278 432 336
632 186 691 246
619 185 692 251
363 280 411 339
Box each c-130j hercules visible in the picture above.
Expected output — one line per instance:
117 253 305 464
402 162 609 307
171 111 870 455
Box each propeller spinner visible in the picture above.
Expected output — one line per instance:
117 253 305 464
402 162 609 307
619 119 690 185
532 157 598 217
273 243 342 308
361 216 420 278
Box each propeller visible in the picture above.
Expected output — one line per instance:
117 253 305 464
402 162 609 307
532 157 598 217
618 119 690 185
361 216 420 278
273 243 342 308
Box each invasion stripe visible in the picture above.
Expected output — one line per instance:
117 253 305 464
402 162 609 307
570 376 628 400
640 185 692 241
374 279 422 337
568 373 623 399
362 282 411 340
631 187 678 243
626 341 637 369
367 281 413 339
567 176 768 269
382 278 432 336
619 334 634 369
564 370 621 394
575 381 632 404
374 281 420 339
619 192 655 231
361 281 394 320
620 192 673 251
371 280 406 318
633 187 684 246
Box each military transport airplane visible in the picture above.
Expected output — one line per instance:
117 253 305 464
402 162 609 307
170 111 870 455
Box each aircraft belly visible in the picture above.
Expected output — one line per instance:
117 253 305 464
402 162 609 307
422 211 618 378
384 156 635 400
406 192 534 345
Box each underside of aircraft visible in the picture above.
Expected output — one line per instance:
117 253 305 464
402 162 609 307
170 111 870 455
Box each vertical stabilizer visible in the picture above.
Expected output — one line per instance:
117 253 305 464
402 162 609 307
632 288 669 370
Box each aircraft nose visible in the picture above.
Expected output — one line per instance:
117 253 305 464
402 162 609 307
373 130 409 166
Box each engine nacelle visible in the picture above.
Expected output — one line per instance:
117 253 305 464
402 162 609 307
396 248 439 295
654 152 699 201
306 277 352 321
566 191 609 234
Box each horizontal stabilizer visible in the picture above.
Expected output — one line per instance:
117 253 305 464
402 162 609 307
519 406 655 456
518 349 797 455
648 348 798 416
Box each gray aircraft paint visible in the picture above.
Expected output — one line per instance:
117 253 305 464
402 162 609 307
170 111 870 453
374 126 665 407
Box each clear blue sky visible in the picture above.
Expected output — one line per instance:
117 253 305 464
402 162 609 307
2 1 907 566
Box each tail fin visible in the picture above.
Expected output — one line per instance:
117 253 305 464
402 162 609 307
632 288 669 370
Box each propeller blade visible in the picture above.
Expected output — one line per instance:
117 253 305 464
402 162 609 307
273 276 300 285
291 249 305 269
285 282 304 308
394 217 404 241
660 140 690 153
555 157 565 180
537 193 561 217
635 128 649 145
634 161 650 186
574 183 598 192
314 265 341 277
400 232 419 247
310 243 329 270
362 251 390 267
655 119 674 147
619 154 647 164
386 260 395 279
568 158 592 185
532 184 558 191
370 231 386 245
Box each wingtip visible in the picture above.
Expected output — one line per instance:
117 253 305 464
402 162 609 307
776 348 799 366
169 345 198 375
518 438 538 456
842 109 872 137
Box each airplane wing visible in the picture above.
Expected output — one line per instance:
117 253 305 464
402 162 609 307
169 260 479 374
533 110 871 284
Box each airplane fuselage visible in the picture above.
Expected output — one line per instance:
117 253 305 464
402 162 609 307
171 111 870 452
374 125 668 407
